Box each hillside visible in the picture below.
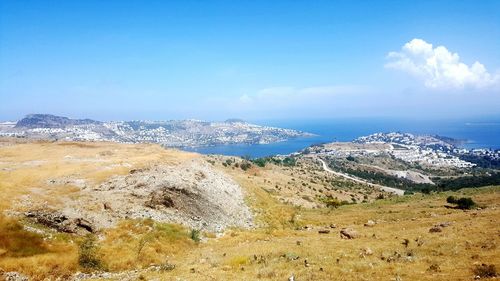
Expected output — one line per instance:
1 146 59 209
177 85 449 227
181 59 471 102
0 138 498 280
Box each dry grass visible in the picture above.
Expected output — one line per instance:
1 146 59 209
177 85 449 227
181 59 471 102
0 215 78 279
98 219 196 271
0 139 498 280
140 187 499 281
0 140 195 210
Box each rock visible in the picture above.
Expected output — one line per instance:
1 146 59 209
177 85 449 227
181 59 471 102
340 228 359 239
25 209 94 234
318 229 330 234
2 271 29 281
360 247 373 257
429 226 442 233
329 224 337 228
282 253 300 261
75 218 94 233
435 222 452 228
364 220 376 227
402 239 410 248
145 188 176 209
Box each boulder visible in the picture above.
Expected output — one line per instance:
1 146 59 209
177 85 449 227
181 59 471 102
340 228 359 239
364 220 376 227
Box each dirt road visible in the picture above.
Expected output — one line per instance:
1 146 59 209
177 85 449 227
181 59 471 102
317 158 405 196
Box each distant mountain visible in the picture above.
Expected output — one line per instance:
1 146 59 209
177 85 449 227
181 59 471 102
2 114 313 147
15 114 101 129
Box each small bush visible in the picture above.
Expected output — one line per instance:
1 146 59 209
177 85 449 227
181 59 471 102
240 162 252 171
473 264 497 278
446 196 476 209
79 234 105 271
456 197 476 209
282 157 296 167
190 229 201 243
320 196 350 208
446 196 457 204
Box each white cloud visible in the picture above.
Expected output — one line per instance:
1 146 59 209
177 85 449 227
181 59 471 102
386 38 500 89
243 85 365 104
217 85 369 117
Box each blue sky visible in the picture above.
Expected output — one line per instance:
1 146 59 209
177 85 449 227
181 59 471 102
1 0 499 121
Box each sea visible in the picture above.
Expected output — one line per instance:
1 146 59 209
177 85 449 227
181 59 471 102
182 117 500 158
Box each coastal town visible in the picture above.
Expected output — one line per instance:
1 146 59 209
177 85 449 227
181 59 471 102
0 114 313 147
308 132 499 169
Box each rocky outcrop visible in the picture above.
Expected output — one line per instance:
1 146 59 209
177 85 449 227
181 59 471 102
30 158 254 233
91 159 253 232
25 209 94 234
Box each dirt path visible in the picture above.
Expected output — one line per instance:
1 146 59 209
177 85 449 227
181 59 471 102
317 158 405 196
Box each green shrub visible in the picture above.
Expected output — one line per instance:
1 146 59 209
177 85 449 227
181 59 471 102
190 229 201 243
446 196 457 204
282 157 296 167
240 162 252 171
456 197 476 209
79 234 106 270
252 158 267 167
319 196 349 208
446 196 476 209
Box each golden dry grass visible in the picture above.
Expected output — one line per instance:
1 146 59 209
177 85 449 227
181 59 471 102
0 140 195 210
99 219 196 271
0 139 498 280
0 215 78 279
141 187 499 281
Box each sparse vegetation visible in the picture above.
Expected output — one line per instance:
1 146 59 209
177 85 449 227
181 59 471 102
318 195 351 208
446 196 476 209
473 263 497 278
1 140 499 280
190 229 201 242
240 161 252 171
0 215 48 257
79 234 106 271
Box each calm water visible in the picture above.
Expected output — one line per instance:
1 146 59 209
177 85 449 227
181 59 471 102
182 118 500 158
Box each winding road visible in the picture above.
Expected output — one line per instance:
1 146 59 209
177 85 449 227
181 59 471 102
317 158 405 196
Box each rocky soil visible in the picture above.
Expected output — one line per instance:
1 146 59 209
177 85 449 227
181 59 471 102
18 158 253 233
